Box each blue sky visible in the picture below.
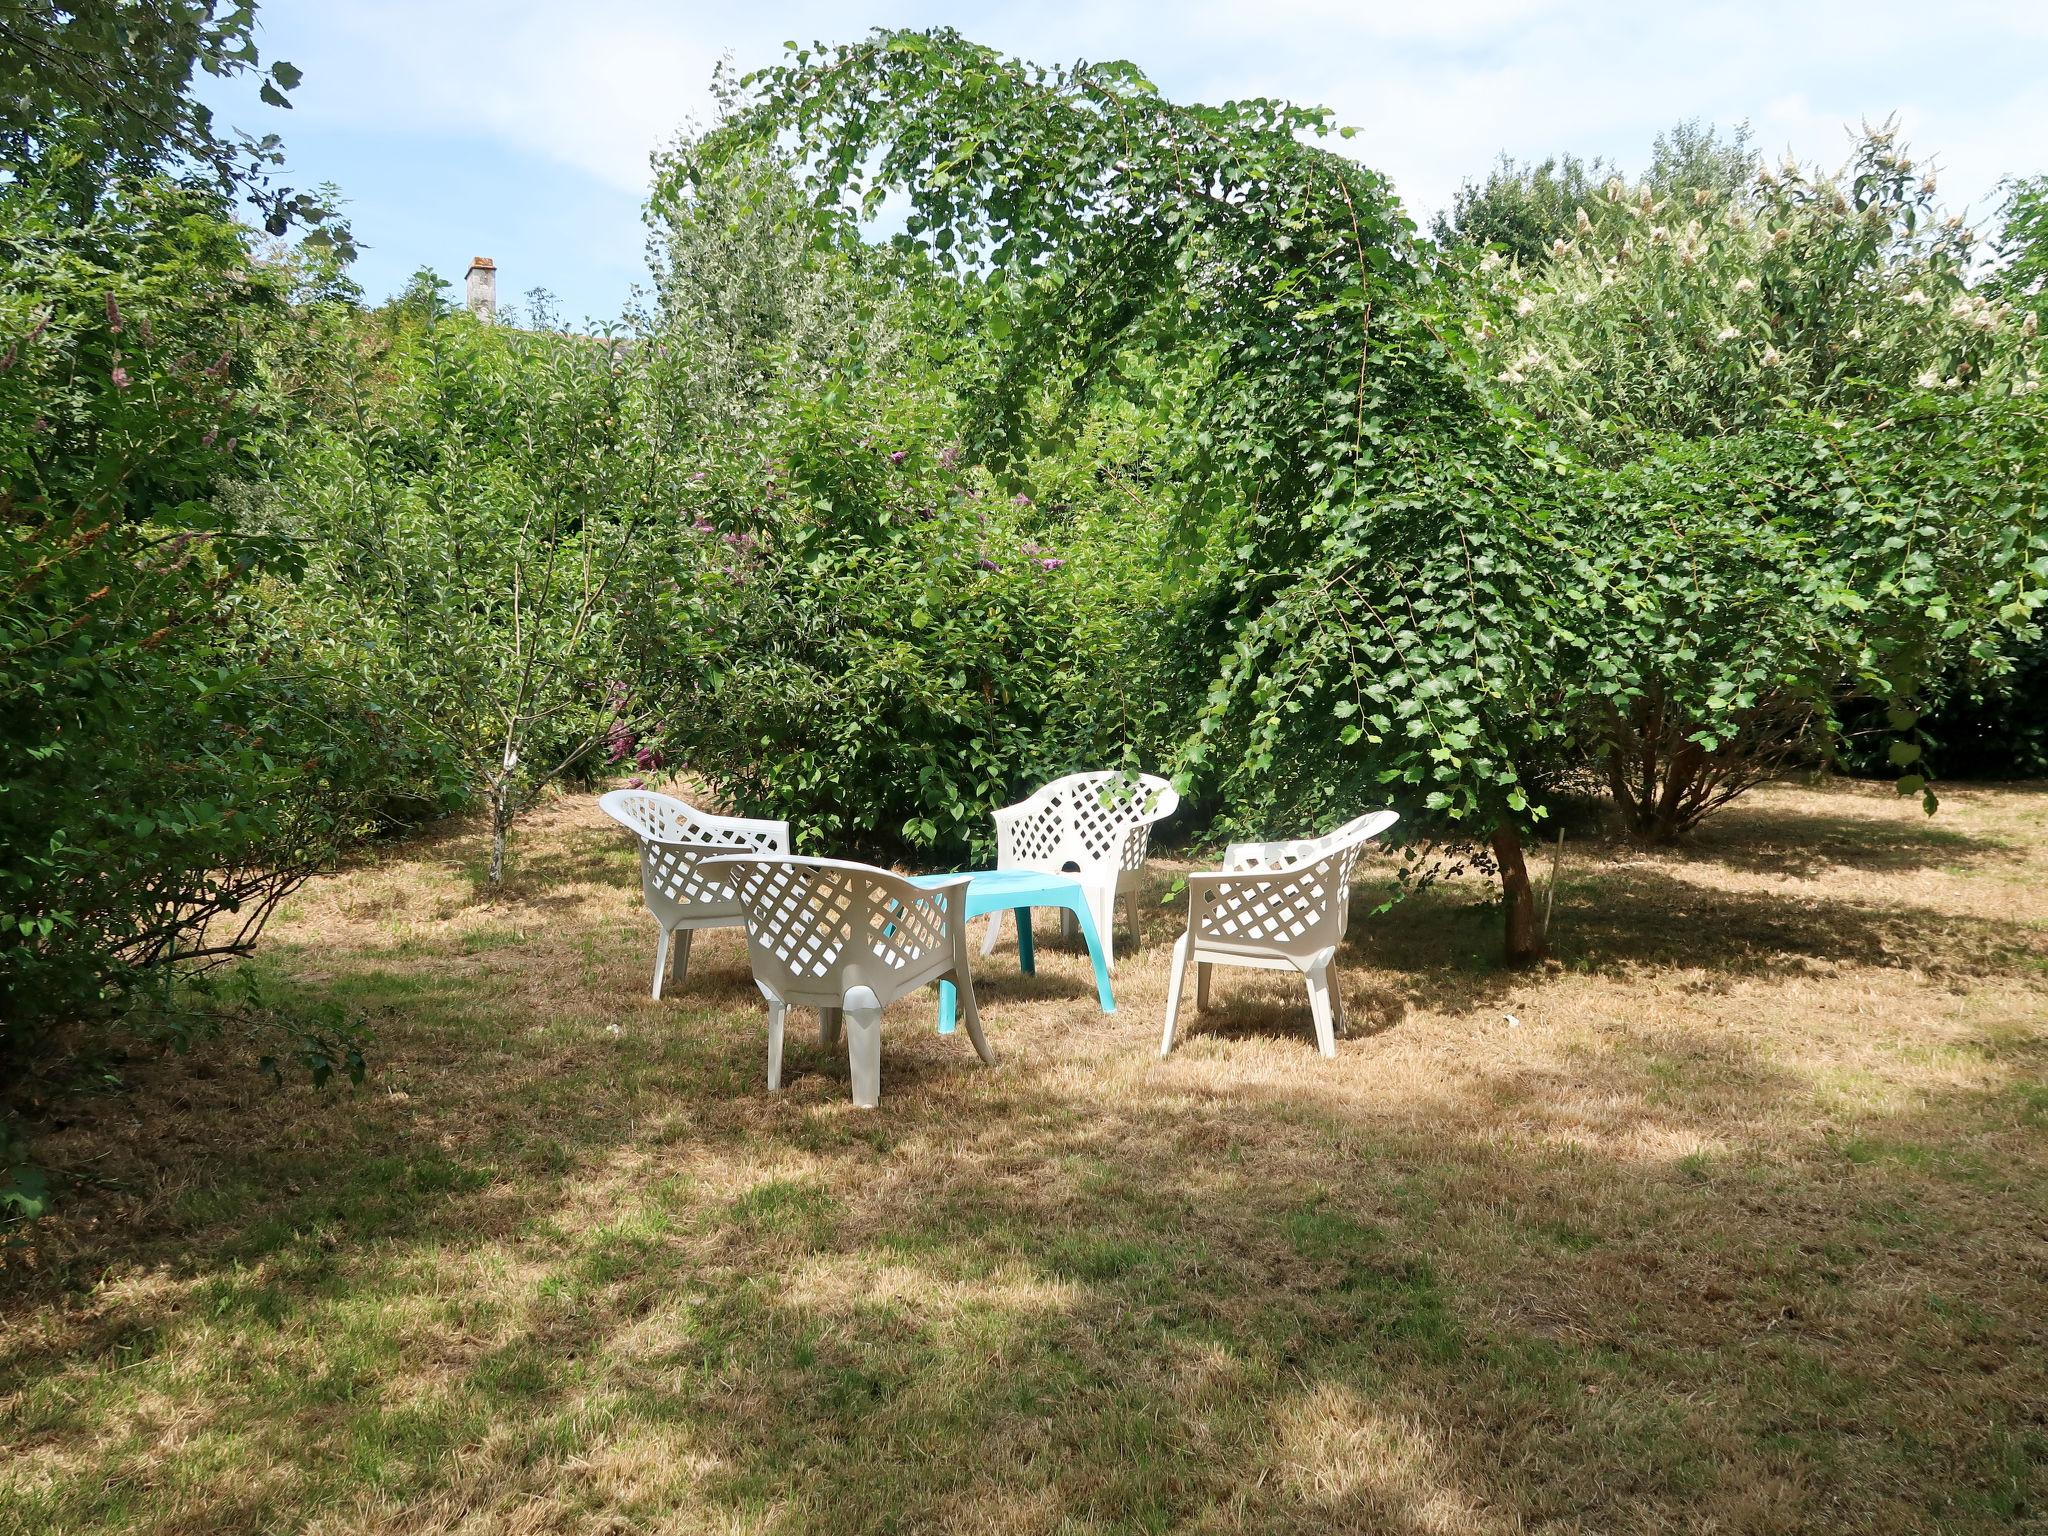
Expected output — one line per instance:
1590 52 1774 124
213 2 2048 323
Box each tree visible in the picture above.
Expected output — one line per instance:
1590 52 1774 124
1467 126 2039 460
707 28 1583 964
1463 125 2048 838
1992 174 2048 307
272 310 692 887
0 0 346 251
1568 404 2048 840
1432 150 1618 263
1431 120 1754 264
1645 119 1757 204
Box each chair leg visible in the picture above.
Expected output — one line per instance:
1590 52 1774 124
650 927 673 1000
819 1006 841 1047
844 987 883 1109
1305 965 1338 1059
766 1002 788 1091
953 968 997 1068
1328 972 1347 1037
980 907 1003 957
1196 961 1212 1011
1123 889 1143 955
1160 933 1191 1057
1091 887 1117 973
672 928 694 988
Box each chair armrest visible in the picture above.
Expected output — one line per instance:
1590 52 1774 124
920 874 974 943
991 801 1047 868
642 837 750 911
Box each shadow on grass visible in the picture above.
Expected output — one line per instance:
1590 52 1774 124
1687 800 2026 880
1545 862 2045 984
7 1018 2041 1533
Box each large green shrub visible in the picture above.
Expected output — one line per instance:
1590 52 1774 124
1572 400 2048 836
0 177 414 1044
634 130 1198 863
663 378 1179 863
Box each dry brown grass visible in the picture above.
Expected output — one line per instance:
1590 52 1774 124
3 777 2045 1534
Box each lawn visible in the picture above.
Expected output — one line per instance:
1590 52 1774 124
4 779 2046 1534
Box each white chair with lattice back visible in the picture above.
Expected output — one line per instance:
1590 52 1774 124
598 789 790 998
705 856 994 1109
1159 810 1399 1059
981 770 1179 971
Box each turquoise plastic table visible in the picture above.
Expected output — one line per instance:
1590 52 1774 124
908 868 1117 1034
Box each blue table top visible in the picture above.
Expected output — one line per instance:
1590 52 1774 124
908 867 1085 899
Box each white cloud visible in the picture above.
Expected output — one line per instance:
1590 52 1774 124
259 0 2048 235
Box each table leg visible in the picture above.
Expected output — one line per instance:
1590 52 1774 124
1064 899 1118 1016
936 978 957 1035
1016 908 1035 974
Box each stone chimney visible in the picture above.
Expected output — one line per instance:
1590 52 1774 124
465 256 497 322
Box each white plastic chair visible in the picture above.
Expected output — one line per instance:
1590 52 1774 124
981 770 1179 971
1159 810 1399 1059
705 855 994 1109
597 789 790 998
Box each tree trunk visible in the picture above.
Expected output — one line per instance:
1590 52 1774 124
487 779 512 888
1492 824 1546 968
1647 741 1706 843
1606 739 1706 844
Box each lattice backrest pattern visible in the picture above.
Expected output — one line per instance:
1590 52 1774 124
598 790 787 852
1006 772 1178 873
641 839 743 915
1195 818 1389 954
714 857 957 992
1195 849 1346 950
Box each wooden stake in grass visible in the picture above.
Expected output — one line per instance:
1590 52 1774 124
1540 826 1567 945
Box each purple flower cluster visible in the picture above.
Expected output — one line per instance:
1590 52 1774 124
1017 539 1063 573
888 449 908 465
